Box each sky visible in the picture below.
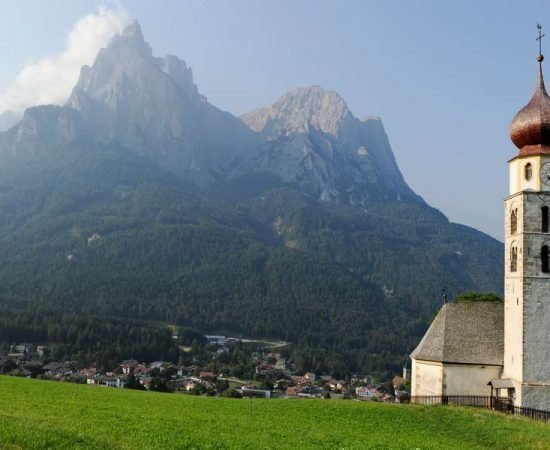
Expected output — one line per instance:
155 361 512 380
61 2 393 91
0 0 549 240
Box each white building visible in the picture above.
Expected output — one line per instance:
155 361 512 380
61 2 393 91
87 375 125 389
410 302 503 397
411 44 550 411
501 48 550 410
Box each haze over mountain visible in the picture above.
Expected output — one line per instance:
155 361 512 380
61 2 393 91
240 85 417 203
0 22 502 374
64 22 258 187
0 110 22 132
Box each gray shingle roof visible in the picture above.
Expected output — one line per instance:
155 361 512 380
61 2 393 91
410 301 504 365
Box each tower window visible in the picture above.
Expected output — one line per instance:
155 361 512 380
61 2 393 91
511 246 518 272
525 163 533 180
543 206 549 232
542 245 549 273
511 209 518 234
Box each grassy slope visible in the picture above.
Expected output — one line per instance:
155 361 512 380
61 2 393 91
1 377 549 449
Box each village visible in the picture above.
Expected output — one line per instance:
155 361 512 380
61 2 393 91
0 337 410 402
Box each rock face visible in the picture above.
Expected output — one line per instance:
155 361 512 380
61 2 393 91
65 21 258 186
0 21 414 204
0 105 81 161
239 86 418 204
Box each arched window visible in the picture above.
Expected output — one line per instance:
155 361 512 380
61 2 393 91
525 163 533 181
542 206 549 233
511 246 518 272
542 245 549 273
511 209 518 234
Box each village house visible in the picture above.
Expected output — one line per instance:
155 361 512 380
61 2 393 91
199 371 216 379
87 375 125 389
304 372 316 382
43 362 75 379
13 343 34 355
120 360 139 374
327 379 347 391
285 386 302 397
149 361 174 373
356 386 378 400
80 367 98 378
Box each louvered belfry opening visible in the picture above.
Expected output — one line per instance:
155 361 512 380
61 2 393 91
511 209 518 234
542 245 550 273
511 246 518 272
542 206 549 232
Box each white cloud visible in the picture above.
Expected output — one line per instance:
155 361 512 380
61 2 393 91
0 5 129 115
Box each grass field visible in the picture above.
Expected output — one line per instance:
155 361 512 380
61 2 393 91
1 376 550 449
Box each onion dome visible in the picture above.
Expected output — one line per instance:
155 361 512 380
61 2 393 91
510 57 550 156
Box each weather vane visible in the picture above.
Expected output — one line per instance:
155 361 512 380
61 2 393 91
537 23 545 62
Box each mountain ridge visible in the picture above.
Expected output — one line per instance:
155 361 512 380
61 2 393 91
0 21 503 374
1 22 417 207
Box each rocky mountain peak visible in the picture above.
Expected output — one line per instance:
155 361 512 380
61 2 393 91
65 20 201 148
122 20 144 39
237 86 418 203
108 20 152 58
0 21 415 204
62 21 256 186
242 85 355 139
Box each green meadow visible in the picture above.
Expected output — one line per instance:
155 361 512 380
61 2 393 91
1 376 549 449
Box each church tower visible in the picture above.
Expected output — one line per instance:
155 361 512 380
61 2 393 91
504 27 550 409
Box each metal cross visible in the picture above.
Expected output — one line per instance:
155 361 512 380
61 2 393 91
537 24 545 57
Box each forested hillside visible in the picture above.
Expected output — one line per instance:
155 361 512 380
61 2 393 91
0 143 501 374
0 22 503 375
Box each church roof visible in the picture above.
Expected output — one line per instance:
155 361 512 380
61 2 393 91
410 301 504 366
510 43 550 156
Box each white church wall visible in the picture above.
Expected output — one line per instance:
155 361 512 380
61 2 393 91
503 276 523 382
508 156 549 195
443 364 502 396
503 194 524 383
411 359 443 396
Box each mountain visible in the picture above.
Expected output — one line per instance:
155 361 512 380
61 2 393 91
239 86 416 203
0 22 503 375
65 21 258 187
0 21 257 186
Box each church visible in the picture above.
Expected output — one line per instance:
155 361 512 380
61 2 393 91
411 33 550 411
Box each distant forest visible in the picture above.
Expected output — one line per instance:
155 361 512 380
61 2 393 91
0 148 502 376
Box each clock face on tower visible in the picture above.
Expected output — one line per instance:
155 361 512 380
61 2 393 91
541 162 550 186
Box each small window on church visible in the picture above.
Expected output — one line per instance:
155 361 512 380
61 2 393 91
511 209 518 234
525 163 533 181
542 206 549 233
511 246 518 272
542 245 549 273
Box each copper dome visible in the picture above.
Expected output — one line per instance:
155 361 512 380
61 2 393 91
510 63 550 156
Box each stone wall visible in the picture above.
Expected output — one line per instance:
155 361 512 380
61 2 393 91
504 191 550 410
